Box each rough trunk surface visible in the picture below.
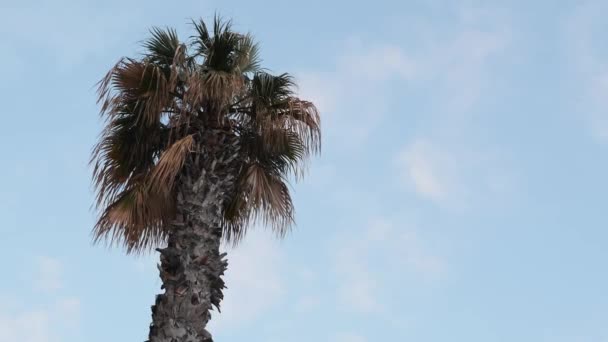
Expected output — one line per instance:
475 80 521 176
147 131 242 342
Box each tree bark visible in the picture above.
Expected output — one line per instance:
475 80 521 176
147 131 242 342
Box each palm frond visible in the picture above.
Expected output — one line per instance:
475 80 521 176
148 134 195 195
247 72 321 164
274 98 321 155
91 110 163 208
143 27 181 65
223 163 294 243
97 58 174 126
191 15 238 72
234 33 261 74
93 180 171 253
191 18 212 57
251 72 295 108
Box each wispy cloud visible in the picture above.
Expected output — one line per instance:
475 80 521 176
395 138 515 210
0 310 50 342
296 6 510 151
332 218 445 314
0 257 81 342
210 230 286 331
34 256 63 293
397 140 448 203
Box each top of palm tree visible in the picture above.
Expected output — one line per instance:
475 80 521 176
91 16 321 253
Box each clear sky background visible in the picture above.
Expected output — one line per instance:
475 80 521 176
2 0 608 341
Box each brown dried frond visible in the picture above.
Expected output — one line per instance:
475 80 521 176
97 58 174 126
91 113 163 210
93 180 172 253
278 98 321 155
246 72 321 157
247 100 320 179
148 134 195 195
223 163 294 244
185 69 244 111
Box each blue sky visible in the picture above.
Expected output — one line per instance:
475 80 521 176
2 0 608 341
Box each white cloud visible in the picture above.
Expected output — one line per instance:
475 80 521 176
395 138 515 210
296 8 509 149
0 310 50 342
398 231 446 275
337 42 418 81
397 140 448 202
34 256 63 293
0 299 82 342
54 297 81 330
333 222 384 313
296 67 388 146
332 219 445 314
432 27 509 114
209 230 286 331
294 40 423 148
367 219 445 276
0 258 80 342
335 269 380 314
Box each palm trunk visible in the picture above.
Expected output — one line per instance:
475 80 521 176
147 131 241 342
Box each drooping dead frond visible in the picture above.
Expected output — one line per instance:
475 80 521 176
223 163 294 243
276 98 321 155
93 180 171 253
243 72 321 173
91 108 163 209
221 72 321 242
148 135 195 195
97 58 174 126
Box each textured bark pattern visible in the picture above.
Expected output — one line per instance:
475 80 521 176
147 131 242 342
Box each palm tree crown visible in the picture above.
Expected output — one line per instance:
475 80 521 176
91 17 321 253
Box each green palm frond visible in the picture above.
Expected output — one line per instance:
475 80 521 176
234 33 261 74
143 27 182 65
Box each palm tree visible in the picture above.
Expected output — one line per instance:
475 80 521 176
91 16 320 342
